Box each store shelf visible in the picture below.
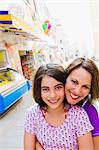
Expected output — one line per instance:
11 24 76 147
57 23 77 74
19 50 34 81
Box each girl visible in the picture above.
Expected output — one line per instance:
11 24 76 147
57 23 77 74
24 63 94 150
65 57 99 150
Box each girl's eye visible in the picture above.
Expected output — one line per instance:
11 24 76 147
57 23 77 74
41 88 49 92
55 85 63 90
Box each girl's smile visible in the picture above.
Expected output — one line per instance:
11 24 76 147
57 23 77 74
41 75 65 110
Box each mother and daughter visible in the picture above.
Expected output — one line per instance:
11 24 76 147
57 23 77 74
24 58 99 150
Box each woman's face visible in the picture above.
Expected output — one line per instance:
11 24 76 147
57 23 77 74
65 67 92 105
41 75 65 110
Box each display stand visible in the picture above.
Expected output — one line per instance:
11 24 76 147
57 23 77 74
0 50 30 115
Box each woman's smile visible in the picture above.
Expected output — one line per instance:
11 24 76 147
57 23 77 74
65 67 92 105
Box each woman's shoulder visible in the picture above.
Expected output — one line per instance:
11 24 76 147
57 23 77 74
83 99 99 116
92 99 99 113
83 99 99 137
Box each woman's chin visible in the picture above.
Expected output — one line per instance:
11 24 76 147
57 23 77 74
67 97 80 105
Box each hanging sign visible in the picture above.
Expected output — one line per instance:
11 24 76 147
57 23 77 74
42 20 51 35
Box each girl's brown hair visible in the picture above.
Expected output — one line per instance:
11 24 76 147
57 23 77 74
33 63 66 107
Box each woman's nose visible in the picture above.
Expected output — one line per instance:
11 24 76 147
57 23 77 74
74 86 82 95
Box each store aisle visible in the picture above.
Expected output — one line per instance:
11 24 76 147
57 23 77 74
0 90 34 150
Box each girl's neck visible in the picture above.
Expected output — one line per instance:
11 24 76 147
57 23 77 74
42 103 67 126
47 103 65 115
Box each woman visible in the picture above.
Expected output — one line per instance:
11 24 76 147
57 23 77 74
65 57 99 150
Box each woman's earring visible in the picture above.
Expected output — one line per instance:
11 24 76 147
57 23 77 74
88 93 92 103
88 93 91 99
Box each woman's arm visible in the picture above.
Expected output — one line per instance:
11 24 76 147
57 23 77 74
93 136 99 150
24 131 36 150
78 132 94 150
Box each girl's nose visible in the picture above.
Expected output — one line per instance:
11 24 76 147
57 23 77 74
50 90 56 98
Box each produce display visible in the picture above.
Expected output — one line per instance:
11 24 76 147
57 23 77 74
0 69 15 86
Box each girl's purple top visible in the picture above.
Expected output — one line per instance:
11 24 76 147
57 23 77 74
25 103 93 150
83 100 99 137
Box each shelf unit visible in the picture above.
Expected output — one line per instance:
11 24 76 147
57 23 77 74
19 50 34 81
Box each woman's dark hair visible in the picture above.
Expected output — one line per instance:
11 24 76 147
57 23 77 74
33 63 66 107
65 58 99 106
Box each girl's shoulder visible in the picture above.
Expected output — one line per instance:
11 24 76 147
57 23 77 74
69 105 87 116
27 103 41 117
28 102 39 110
24 103 41 134
70 105 85 111
68 105 93 130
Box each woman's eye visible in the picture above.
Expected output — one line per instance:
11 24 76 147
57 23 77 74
71 80 78 84
83 86 90 90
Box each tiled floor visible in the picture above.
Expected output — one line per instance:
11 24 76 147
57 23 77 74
0 90 34 150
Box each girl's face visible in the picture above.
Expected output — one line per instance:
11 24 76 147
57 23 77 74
41 75 65 110
65 67 92 105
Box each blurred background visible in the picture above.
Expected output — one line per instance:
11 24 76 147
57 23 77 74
0 0 99 149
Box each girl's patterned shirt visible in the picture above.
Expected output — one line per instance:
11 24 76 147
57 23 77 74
24 103 93 150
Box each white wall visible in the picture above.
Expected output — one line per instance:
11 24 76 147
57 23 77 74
44 0 99 58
